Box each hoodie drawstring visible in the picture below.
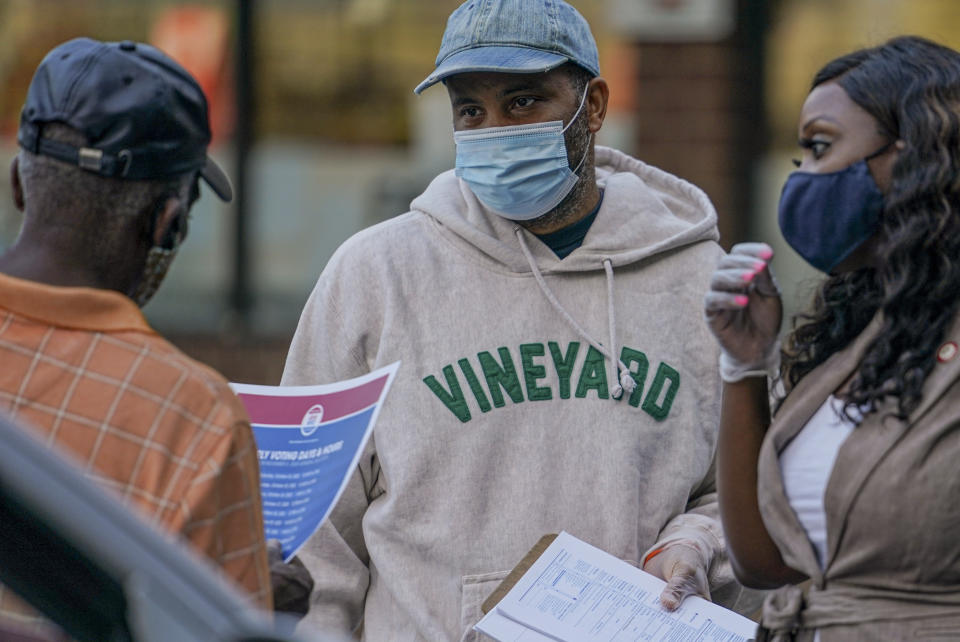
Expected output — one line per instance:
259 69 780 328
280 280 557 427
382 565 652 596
514 227 638 400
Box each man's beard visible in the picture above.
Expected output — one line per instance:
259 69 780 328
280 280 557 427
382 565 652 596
518 106 594 232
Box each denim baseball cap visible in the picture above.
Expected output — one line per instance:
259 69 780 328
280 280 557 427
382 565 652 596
18 38 232 201
414 0 599 94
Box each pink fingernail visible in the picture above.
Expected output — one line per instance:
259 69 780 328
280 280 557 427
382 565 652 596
735 295 749 306
753 261 766 272
759 248 773 260
742 271 755 283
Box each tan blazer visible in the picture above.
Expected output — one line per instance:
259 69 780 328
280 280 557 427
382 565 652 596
755 314 960 641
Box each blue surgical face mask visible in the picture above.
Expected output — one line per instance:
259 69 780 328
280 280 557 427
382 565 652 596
777 143 892 273
453 88 590 221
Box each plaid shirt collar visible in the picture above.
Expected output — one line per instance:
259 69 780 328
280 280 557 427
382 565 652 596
0 272 155 334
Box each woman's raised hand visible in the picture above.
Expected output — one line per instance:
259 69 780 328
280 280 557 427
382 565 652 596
704 242 783 382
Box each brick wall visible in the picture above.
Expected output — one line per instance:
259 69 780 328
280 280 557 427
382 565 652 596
631 2 768 248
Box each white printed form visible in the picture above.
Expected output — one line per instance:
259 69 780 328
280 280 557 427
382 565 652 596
475 531 756 642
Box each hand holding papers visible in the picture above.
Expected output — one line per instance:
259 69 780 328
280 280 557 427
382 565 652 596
476 531 756 642
230 363 399 562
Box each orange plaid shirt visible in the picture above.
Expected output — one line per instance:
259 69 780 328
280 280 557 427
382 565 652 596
0 273 272 635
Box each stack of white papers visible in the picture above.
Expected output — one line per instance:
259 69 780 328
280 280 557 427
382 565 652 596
476 532 757 641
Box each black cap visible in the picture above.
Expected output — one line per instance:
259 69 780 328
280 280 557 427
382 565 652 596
17 38 232 201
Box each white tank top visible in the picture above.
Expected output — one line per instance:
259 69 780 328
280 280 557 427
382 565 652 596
779 395 858 569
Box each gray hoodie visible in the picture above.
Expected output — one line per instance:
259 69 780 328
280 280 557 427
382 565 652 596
283 146 745 640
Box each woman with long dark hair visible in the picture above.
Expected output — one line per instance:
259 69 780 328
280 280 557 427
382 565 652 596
705 35 960 640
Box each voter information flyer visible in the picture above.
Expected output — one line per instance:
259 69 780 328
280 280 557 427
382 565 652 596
230 362 399 562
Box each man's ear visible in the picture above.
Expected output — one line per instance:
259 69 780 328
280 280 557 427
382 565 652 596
10 157 24 212
586 77 609 134
152 197 185 249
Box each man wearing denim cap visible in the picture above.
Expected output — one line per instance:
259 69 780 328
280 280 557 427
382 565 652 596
284 1 755 639
0 38 282 637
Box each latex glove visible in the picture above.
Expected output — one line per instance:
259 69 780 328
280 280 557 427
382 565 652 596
704 242 783 381
643 540 711 610
267 539 315 618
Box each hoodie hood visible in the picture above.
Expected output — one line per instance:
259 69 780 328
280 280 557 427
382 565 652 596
409 145 720 273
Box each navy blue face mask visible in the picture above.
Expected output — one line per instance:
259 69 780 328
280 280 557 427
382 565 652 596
778 143 892 273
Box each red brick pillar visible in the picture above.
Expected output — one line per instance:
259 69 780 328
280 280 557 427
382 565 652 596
630 1 768 249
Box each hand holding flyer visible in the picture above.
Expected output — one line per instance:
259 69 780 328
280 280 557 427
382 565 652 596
230 362 399 561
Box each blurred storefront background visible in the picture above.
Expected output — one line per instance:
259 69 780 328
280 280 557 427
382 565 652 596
1 0 959 384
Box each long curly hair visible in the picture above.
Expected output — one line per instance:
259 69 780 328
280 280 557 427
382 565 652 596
781 36 960 420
